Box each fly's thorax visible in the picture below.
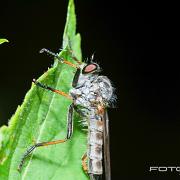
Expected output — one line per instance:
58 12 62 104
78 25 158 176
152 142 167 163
70 65 114 123
73 95 91 108
70 80 99 109
77 74 97 88
94 76 114 105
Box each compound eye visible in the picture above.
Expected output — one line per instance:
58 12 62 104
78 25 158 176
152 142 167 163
82 63 98 74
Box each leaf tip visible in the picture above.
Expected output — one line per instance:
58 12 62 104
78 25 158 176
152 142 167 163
0 39 9 45
63 0 76 48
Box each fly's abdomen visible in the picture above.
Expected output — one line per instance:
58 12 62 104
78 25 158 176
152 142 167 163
88 120 103 175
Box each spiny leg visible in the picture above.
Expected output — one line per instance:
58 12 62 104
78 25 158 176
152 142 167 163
18 103 75 171
39 48 79 68
18 139 66 172
82 153 88 173
33 79 72 100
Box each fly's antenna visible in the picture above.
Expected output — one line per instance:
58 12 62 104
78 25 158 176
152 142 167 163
90 52 95 63
85 57 89 64
85 51 96 64
39 48 63 63
90 51 101 66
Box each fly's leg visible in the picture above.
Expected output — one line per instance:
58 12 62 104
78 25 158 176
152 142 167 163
68 49 82 65
82 153 88 173
33 79 72 100
63 41 82 64
18 101 74 171
18 140 66 172
39 48 82 87
40 48 80 68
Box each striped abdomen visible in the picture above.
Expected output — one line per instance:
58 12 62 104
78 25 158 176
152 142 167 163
88 117 103 175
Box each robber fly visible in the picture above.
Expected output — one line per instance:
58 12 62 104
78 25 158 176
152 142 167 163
18 48 115 180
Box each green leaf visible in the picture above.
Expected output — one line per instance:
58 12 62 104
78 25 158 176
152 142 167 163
0 0 88 179
0 39 9 45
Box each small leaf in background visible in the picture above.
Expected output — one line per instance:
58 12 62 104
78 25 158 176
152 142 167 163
0 0 88 180
0 39 9 45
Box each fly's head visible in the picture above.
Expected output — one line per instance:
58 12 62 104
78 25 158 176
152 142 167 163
82 53 101 75
82 62 101 75
75 62 101 88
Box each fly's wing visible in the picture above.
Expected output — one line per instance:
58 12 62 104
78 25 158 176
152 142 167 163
103 110 111 180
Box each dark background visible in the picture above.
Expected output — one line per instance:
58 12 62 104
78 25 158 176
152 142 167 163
0 0 179 179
